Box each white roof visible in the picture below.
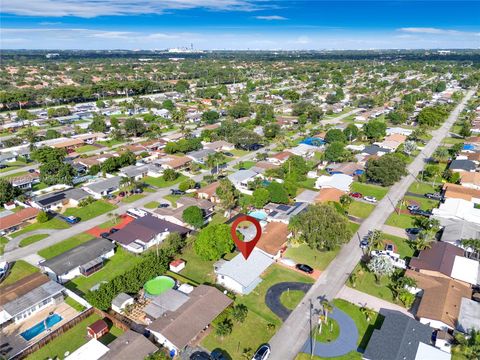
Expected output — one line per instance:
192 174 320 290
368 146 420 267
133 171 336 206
414 342 450 360
66 339 109 360
215 248 274 288
433 198 480 225
287 143 318 156
451 256 480 285
315 174 353 192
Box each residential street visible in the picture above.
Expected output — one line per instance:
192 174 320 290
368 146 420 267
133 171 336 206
268 89 475 360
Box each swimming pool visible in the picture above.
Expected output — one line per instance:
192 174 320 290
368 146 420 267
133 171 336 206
20 313 63 341
248 210 268 221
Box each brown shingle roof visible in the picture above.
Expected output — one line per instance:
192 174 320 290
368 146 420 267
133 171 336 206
0 207 39 232
148 285 232 349
197 181 220 197
405 270 471 328
409 242 463 276
0 273 47 306
443 183 480 201
315 188 345 203
460 172 480 187
256 222 288 256
101 330 158 360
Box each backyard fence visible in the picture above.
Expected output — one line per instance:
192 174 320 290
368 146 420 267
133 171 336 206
11 307 95 360
93 308 130 332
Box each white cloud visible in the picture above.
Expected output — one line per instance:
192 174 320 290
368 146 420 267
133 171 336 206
2 0 265 18
398 27 478 36
290 36 310 45
255 15 287 21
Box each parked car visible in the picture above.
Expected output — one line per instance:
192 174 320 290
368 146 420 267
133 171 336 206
211 349 227 360
190 352 211 360
239 167 246 170
406 228 421 235
158 203 169 208
425 192 442 200
364 196 377 203
223 152 234 157
133 188 143 194
170 189 185 195
385 244 394 252
295 264 314 274
100 232 110 239
28 168 36 173
407 204 420 212
349 192 362 199
194 182 201 189
109 228 119 234
360 239 369 248
410 209 432 217
118 191 126 197
62 215 80 224
252 344 271 360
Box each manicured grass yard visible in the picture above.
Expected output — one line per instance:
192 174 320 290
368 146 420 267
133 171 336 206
38 233 95 259
350 182 389 200
11 218 69 238
280 290 305 310
63 200 117 221
285 244 339 271
314 318 340 343
144 201 160 209
0 236 8 255
348 201 375 219
298 177 317 190
381 233 415 259
209 213 227 225
179 245 217 284
19 233 49 247
98 217 121 229
121 194 146 203
65 248 142 294
97 139 125 147
202 265 313 359
0 260 39 288
348 222 360 234
234 160 256 170
230 149 250 157
64 296 86 312
404 195 439 211
26 313 124 360
385 212 415 229
144 174 186 188
75 144 99 153
407 181 439 195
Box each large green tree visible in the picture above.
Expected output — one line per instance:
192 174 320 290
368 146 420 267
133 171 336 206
182 206 204 229
0 179 16 205
366 153 407 186
194 224 234 260
289 204 352 250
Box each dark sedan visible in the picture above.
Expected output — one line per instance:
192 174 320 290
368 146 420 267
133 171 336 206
295 264 314 274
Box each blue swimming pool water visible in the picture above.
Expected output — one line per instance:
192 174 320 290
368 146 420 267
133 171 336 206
20 314 63 341
248 210 268 221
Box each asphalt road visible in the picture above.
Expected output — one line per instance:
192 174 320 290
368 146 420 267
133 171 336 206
268 89 475 360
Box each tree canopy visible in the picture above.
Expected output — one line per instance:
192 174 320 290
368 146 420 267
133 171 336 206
194 224 235 260
366 153 407 186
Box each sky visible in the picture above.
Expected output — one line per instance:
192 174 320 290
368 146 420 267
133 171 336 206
1 0 480 50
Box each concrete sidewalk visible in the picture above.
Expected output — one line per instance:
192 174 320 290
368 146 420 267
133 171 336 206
336 286 414 318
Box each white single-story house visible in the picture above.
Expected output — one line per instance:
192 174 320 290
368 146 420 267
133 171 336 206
315 173 353 192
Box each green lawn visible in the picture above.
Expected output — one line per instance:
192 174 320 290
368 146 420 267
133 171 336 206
209 213 227 225
202 265 313 359
348 201 375 219
234 160 256 170
298 177 317 190
31 182 49 192
385 212 415 229
97 139 125 147
38 233 95 259
63 200 117 221
314 319 340 343
348 222 360 233
179 245 218 284
0 260 39 288
65 248 143 294
64 296 86 312
350 182 389 200
0 236 8 255
121 194 146 203
230 149 250 157
11 218 69 238
407 182 439 195
280 290 305 310
26 313 124 360
0 170 29 179
164 192 194 207
296 298 383 360
144 174 186 188
285 244 339 271
19 233 49 247
349 262 400 305
144 201 160 209
97 217 122 229
381 233 415 259
75 144 99 153
404 196 439 211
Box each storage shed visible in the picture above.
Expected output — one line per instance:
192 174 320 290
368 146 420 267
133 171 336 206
87 319 109 339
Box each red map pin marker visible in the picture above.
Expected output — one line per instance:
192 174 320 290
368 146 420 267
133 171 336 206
230 215 262 260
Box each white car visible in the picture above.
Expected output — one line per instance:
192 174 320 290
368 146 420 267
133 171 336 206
364 196 377 203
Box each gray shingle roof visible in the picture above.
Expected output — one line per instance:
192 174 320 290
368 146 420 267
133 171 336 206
41 238 115 275
85 176 121 194
449 159 476 171
363 310 433 360
34 188 90 207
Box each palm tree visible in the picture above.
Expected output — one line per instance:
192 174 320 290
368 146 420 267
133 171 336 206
360 306 376 323
348 272 357 288
321 300 333 324
414 232 435 251
317 313 326 335
368 229 383 251
460 238 480 260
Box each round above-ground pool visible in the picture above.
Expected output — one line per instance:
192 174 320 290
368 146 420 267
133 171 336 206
144 275 175 297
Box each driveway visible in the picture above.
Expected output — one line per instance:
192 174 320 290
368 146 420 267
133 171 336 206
268 89 475 359
336 286 414 318
301 307 358 358
381 225 408 239
265 282 312 321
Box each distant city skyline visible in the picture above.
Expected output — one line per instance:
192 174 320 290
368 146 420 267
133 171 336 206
1 0 479 50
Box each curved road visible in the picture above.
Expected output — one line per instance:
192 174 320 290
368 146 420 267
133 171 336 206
265 282 312 321
268 89 475 359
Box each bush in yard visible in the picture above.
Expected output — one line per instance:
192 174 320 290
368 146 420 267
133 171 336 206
178 179 195 192
162 169 179 181
78 196 95 207
215 318 233 338
231 304 248 323
182 206 204 229
36 211 50 223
